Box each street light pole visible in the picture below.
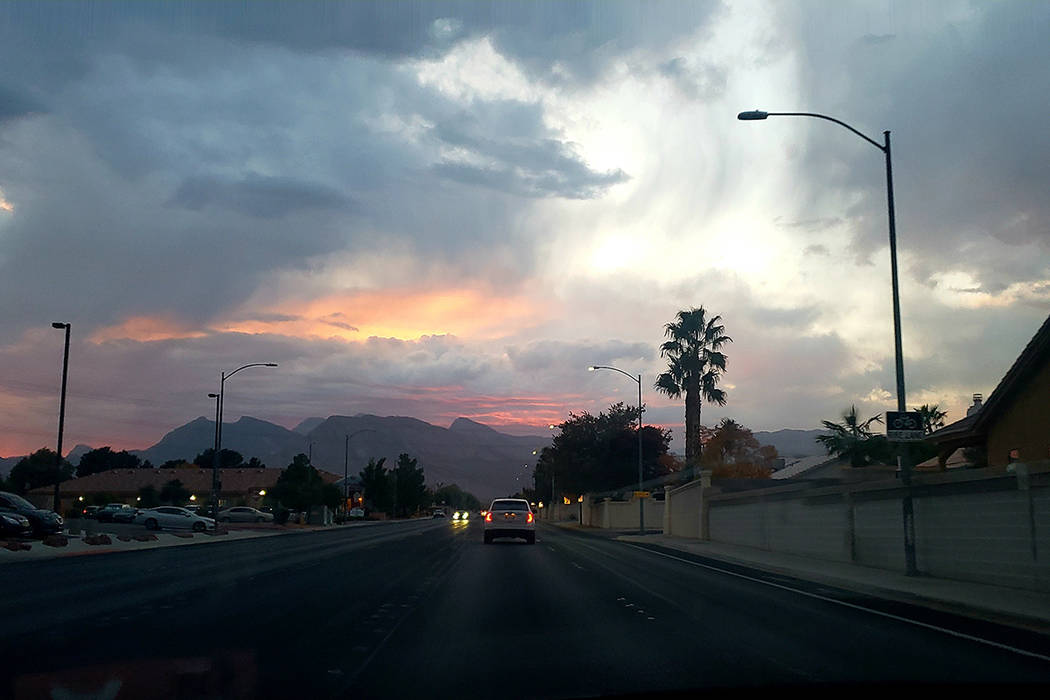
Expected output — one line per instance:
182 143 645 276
589 365 645 535
51 322 70 514
211 363 277 530
344 429 376 514
737 109 916 575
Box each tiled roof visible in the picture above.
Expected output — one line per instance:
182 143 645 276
30 467 341 495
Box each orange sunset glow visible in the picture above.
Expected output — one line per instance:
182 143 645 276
224 287 545 341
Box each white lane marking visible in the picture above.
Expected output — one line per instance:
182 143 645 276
571 562 586 571
547 546 556 552
619 541 1050 664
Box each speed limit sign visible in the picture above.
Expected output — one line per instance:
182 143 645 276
886 411 924 441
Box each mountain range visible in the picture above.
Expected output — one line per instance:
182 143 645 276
131 414 547 502
1 419 827 497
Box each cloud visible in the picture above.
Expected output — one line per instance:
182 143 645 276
170 174 355 219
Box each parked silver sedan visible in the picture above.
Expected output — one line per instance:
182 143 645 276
135 506 216 532
217 506 274 523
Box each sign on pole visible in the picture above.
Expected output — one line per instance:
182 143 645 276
886 411 924 442
633 491 651 499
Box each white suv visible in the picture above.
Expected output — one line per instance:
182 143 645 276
483 498 535 544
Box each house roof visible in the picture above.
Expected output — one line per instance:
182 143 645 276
30 467 341 496
930 312 1050 444
771 455 837 480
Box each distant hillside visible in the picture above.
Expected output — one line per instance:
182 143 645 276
134 416 308 468
753 429 826 458
303 415 548 501
131 414 549 501
293 417 325 435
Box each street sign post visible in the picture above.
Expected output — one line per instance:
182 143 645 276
886 411 924 442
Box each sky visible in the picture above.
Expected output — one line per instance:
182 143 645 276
1 0 1048 458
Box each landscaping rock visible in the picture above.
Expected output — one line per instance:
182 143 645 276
173 533 194 539
83 534 113 546
4 541 32 552
117 535 133 542
133 534 158 542
42 534 69 547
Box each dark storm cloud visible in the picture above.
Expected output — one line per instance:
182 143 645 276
776 2 1050 293
506 339 652 374
0 3 648 336
171 174 355 219
1 1 722 82
0 84 43 124
429 100 628 198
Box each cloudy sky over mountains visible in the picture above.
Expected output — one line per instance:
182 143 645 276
1 1 1047 456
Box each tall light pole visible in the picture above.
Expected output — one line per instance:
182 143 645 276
737 109 916 575
344 429 376 514
211 363 277 528
589 365 645 535
51 322 71 514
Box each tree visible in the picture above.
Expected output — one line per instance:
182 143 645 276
816 406 886 468
655 307 732 471
359 457 390 513
391 453 427 518
915 404 948 436
8 448 74 495
700 418 778 479
193 448 244 469
535 403 674 500
271 454 341 512
77 446 142 478
159 479 190 505
159 459 193 469
138 485 160 508
431 483 482 511
246 456 265 469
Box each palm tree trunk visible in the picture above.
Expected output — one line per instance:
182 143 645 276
685 379 701 474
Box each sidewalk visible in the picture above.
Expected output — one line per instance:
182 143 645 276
551 522 1050 635
0 519 396 564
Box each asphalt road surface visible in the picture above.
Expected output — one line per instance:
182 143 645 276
3 519 1049 699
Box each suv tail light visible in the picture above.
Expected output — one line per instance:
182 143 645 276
485 512 492 522
526 512 534 524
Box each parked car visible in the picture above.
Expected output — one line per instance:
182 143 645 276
0 491 64 536
217 506 273 523
112 507 140 523
0 511 33 538
96 503 136 522
348 507 365 519
79 505 101 519
134 506 216 532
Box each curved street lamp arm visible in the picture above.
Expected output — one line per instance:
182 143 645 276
589 365 640 385
225 362 279 381
766 112 885 152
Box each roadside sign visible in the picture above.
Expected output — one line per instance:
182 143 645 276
886 411 924 442
633 491 651 499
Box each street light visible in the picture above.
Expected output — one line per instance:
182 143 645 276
344 429 376 514
737 108 916 575
589 365 645 535
51 322 70 514
211 363 278 529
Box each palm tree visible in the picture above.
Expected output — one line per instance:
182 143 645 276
816 405 883 467
654 307 732 470
914 404 947 435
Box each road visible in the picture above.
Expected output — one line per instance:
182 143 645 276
3 519 1049 698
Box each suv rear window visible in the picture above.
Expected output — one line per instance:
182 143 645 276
490 500 529 511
